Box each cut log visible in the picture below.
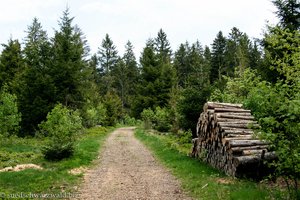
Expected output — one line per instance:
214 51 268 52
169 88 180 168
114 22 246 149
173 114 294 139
222 129 254 135
214 108 251 113
205 102 243 109
219 123 260 129
230 145 269 153
242 149 268 155
233 152 276 165
228 140 268 147
216 114 255 120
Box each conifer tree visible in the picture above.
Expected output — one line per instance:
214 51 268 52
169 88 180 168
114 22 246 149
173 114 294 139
19 18 55 135
51 8 89 108
273 0 300 30
0 39 23 88
154 29 172 63
210 31 227 84
97 34 119 94
174 42 189 87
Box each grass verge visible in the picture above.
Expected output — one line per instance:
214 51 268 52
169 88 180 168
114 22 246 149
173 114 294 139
0 126 112 197
135 128 283 200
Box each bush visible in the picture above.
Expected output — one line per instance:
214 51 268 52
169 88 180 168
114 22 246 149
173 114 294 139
141 108 155 129
153 107 171 132
141 107 171 132
122 115 140 126
0 87 21 136
39 104 82 160
81 102 107 128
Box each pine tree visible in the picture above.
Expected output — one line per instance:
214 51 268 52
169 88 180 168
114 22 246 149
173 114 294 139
0 39 24 88
225 27 252 75
272 0 300 30
154 29 172 63
210 31 227 84
177 41 211 136
122 41 139 111
174 42 189 87
249 40 262 70
19 18 55 135
132 39 158 117
51 8 89 108
97 34 119 94
98 34 119 74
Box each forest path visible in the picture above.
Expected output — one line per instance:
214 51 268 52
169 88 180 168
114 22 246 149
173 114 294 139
77 127 192 200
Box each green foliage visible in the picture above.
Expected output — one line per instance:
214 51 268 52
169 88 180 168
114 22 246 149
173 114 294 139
210 31 227 85
121 115 140 126
0 39 24 88
0 88 21 136
210 68 261 103
272 0 300 30
141 108 155 129
264 26 300 84
51 8 89 109
81 102 106 128
102 91 123 126
18 17 55 135
141 107 171 132
178 86 211 137
153 107 171 132
39 104 82 160
244 82 300 198
177 129 193 144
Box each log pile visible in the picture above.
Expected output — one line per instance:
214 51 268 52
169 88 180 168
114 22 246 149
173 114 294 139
191 102 276 177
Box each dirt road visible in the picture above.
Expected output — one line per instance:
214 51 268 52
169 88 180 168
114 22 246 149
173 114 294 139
77 127 192 200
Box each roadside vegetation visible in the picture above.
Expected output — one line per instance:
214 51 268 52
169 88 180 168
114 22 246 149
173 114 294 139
135 128 285 200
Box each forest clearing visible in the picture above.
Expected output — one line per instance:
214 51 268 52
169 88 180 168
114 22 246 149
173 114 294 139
0 0 299 199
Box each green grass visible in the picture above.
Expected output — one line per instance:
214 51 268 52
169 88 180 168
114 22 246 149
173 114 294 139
135 129 282 200
0 126 113 196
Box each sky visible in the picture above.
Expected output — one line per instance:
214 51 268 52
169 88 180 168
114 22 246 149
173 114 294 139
0 0 278 57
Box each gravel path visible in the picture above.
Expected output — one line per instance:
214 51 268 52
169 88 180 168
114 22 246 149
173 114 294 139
77 127 192 200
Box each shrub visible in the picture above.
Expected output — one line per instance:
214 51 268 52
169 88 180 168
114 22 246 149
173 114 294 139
0 87 21 136
81 102 107 128
153 107 171 132
141 107 171 132
39 104 82 160
141 108 155 129
122 115 140 126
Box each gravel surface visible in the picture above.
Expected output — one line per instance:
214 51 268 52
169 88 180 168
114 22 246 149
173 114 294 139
77 127 192 200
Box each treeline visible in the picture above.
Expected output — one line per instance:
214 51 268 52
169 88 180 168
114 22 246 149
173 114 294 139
0 8 263 137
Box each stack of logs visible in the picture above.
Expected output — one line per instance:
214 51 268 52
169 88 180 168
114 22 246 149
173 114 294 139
191 102 276 177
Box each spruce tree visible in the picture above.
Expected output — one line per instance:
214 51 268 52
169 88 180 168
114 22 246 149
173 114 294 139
174 43 189 87
177 41 211 136
97 34 119 94
19 18 55 135
122 41 139 111
51 8 89 108
210 31 227 85
0 39 24 88
272 0 300 30
225 27 251 74
154 29 172 63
